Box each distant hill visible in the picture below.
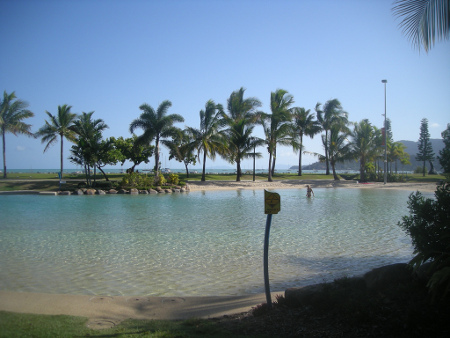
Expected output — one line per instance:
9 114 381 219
295 139 445 172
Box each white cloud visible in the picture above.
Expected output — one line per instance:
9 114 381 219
16 146 25 151
430 123 440 129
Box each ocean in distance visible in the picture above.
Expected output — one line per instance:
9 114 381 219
6 168 370 175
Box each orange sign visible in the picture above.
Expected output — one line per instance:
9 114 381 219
264 190 280 214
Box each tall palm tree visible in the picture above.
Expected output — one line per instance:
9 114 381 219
129 100 184 173
36 104 77 178
351 119 378 182
315 99 349 175
291 107 321 176
393 0 449 52
260 89 295 182
0 91 34 178
187 100 225 181
222 88 262 181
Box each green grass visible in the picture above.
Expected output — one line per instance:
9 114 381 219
0 311 245 338
0 172 445 192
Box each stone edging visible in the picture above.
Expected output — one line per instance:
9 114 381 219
0 184 191 196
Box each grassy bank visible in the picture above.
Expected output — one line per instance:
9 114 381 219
0 311 237 338
1 273 449 337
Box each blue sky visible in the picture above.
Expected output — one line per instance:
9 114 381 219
1 0 449 171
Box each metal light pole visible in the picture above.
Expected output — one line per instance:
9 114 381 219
382 79 387 185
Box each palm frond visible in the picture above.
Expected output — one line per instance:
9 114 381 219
393 0 450 52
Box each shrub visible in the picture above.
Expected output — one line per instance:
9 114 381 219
398 182 450 301
119 172 152 189
167 173 179 185
154 173 166 186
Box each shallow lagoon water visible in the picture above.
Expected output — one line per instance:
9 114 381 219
0 188 426 297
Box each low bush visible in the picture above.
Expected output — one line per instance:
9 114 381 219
167 173 179 185
154 173 166 186
119 172 152 190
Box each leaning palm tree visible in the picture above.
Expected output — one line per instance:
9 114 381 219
186 100 225 181
291 107 321 176
393 0 449 52
36 104 77 178
315 99 349 175
129 100 184 174
328 124 352 180
222 88 262 181
0 91 34 178
260 89 295 181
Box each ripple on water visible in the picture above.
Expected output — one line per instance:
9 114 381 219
0 188 428 296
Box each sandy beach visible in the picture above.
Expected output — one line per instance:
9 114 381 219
186 179 438 193
0 180 439 327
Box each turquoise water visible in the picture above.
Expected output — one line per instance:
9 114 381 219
0 188 424 297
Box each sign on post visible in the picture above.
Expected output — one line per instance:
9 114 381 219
264 190 280 214
263 190 281 309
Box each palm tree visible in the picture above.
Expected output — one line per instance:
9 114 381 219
393 0 450 52
390 141 411 174
187 100 225 181
221 88 262 181
36 104 77 178
0 91 34 178
291 107 321 176
129 100 184 174
315 99 349 175
260 89 295 182
223 119 260 181
328 124 352 180
162 128 197 177
351 119 378 182
70 111 108 185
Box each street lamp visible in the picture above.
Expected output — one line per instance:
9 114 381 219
382 79 387 185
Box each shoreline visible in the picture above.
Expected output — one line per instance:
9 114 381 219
186 179 438 193
0 290 283 328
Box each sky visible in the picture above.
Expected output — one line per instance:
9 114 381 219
1 0 449 171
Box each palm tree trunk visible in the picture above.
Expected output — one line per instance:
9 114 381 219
331 160 339 180
298 134 303 176
60 134 64 179
360 158 365 182
201 151 207 181
154 138 160 174
236 160 241 182
268 152 273 182
324 130 330 175
271 148 276 176
2 130 7 178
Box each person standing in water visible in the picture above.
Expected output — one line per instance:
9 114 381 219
306 185 314 198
